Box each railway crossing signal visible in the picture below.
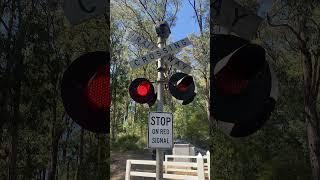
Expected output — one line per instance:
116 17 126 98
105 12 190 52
61 51 110 133
127 30 196 106
128 73 197 106
211 34 278 137
129 78 157 107
127 21 197 179
168 73 197 105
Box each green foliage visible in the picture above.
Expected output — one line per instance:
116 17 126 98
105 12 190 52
112 134 141 151
1 1 110 179
173 98 209 148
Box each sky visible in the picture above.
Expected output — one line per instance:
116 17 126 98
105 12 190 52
170 0 201 42
169 0 273 42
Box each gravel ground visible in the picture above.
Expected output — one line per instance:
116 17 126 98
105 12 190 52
110 150 154 180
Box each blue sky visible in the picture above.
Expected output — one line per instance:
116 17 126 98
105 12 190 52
170 0 201 41
169 0 273 41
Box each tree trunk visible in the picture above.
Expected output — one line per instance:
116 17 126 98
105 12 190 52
102 134 109 179
8 72 22 180
133 103 137 124
0 0 15 133
96 134 101 179
38 169 41 180
76 128 84 180
140 124 143 138
55 167 59 180
25 146 33 179
111 64 118 142
42 169 45 180
8 51 23 180
124 101 129 126
48 130 60 180
66 160 70 180
62 115 72 177
204 74 210 122
300 40 320 180
48 98 63 180
8 121 18 180
305 103 320 180
6 2 20 179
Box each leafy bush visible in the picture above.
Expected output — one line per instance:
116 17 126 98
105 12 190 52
112 134 140 151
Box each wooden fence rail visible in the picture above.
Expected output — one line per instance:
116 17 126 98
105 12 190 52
125 151 210 180
165 151 210 180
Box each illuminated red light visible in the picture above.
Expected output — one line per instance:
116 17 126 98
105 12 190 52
129 78 156 106
137 82 150 96
86 65 110 109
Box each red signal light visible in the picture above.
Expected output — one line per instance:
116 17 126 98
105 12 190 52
177 83 188 92
61 51 110 133
215 64 249 95
129 78 157 106
214 43 266 96
137 81 150 96
86 65 110 109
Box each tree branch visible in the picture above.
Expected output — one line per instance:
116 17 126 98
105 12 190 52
122 1 155 43
0 17 9 32
309 17 320 44
313 55 320 97
162 0 168 21
267 13 313 97
284 33 299 52
168 2 179 27
188 0 203 34
267 14 302 42
138 0 157 24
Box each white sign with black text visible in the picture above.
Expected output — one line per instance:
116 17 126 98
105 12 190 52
127 31 158 51
148 112 173 149
128 32 192 73
130 37 192 69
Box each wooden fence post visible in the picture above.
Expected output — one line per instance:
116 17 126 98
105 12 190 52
197 153 205 180
125 160 131 180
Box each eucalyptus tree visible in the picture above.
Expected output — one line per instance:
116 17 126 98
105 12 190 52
187 0 210 121
265 1 320 178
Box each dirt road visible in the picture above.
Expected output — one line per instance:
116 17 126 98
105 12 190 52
110 150 154 180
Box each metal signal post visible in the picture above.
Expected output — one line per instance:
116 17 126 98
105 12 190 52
155 21 170 180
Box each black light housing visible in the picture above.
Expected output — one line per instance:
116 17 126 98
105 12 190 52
129 78 157 107
211 34 278 137
169 72 196 105
61 51 110 133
